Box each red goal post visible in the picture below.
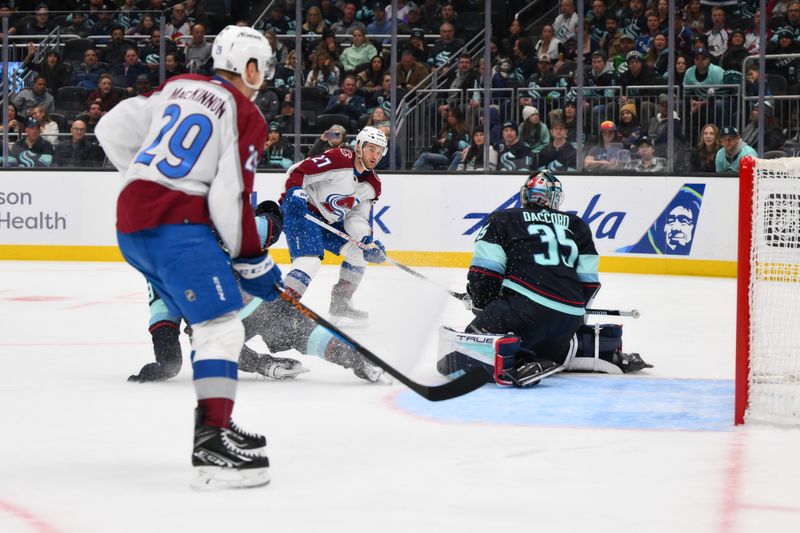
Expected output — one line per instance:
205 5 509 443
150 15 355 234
736 155 800 426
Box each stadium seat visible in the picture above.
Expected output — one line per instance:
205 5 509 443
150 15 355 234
49 113 68 134
767 74 788 95
55 86 89 118
300 86 331 114
313 113 351 134
764 150 789 159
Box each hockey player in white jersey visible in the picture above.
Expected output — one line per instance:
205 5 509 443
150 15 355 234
96 26 279 490
280 125 388 326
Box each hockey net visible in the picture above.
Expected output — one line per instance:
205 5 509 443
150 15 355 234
736 156 800 425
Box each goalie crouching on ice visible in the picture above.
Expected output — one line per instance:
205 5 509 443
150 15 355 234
437 171 652 388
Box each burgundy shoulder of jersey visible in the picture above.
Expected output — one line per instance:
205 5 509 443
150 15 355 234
359 169 382 199
324 147 357 166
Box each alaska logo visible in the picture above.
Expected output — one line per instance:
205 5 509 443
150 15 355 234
464 193 626 239
616 184 705 256
322 193 360 220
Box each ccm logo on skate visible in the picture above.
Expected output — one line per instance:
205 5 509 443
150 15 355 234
323 193 359 219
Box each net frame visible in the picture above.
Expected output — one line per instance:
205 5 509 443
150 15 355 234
736 156 800 426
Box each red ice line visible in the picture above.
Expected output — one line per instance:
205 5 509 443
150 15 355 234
0 498 61 533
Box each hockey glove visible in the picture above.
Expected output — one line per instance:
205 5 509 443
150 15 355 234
232 253 283 302
281 187 309 218
360 236 386 264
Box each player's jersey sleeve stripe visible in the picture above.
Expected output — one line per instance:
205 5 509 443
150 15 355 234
577 254 600 283
502 279 586 316
471 240 507 273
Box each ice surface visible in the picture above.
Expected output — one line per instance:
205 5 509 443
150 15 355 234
1 261 799 533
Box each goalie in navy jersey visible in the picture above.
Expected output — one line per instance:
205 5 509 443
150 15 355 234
438 171 603 387
279 125 389 325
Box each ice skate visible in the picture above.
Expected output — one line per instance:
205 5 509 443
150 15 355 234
191 424 270 490
329 295 369 328
228 419 268 455
352 356 393 385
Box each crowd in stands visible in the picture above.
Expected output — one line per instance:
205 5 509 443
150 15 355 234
1 0 799 172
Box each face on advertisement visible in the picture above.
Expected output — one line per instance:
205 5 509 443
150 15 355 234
665 205 695 251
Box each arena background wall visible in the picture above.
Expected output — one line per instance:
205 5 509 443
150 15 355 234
0 171 737 277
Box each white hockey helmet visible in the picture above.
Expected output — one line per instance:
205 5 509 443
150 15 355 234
212 25 274 91
354 125 388 158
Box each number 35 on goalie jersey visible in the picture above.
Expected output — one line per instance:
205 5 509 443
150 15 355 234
468 206 600 315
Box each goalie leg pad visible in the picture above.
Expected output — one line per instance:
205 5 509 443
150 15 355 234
566 324 653 374
436 327 518 386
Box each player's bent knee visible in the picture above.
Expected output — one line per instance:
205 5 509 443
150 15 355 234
191 312 244 363
341 242 368 267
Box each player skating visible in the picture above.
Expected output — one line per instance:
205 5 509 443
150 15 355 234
280 125 388 326
437 171 652 386
96 26 279 489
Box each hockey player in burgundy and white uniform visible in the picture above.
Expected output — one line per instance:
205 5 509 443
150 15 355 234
280 125 389 325
96 26 279 490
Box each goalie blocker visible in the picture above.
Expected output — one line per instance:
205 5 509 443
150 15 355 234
437 324 652 387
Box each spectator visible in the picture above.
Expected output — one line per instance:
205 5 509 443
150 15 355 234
432 2 465 39
115 0 141 32
611 34 636 74
319 0 343 27
720 28 749 72
139 29 179 67
70 48 108 91
428 22 465 70
87 74 121 113
184 23 212 74
9 3 54 36
89 5 116 40
620 0 647 36
743 8 761 54
397 49 430 91
402 28 428 64
625 136 665 172
519 106 550 155
323 74 366 130
262 3 295 35
402 4 425 33
101 26 134 65
331 1 367 35
258 122 295 170
419 0 442 25
110 48 151 95
510 36 537 83
501 19 524 57
65 10 92 38
584 50 617 130
0 103 26 146
127 13 155 36
450 128 498 171
600 15 625 58
365 106 389 127
164 52 188 80
689 123 720 172
441 53 478 110
584 120 624 172
496 120 532 172
740 104 785 153
340 28 378 72
13 76 54 118
535 24 561 62
588 0 609 38
673 10 695 58
75 101 103 135
265 30 288 67
368 72 402 109
7 119 54 167
53 120 103 167
684 0 705 34
357 55 387 92
618 102 642 150
635 11 662 55
537 119 576 172
367 3 392 43
769 1 800 44
165 2 191 39
666 53 690 88
302 6 327 36
705 7 731 62
645 32 669 76
618 51 662 124
648 93 684 159
715 127 757 173
274 100 298 134
684 48 727 135
22 45 71 94
309 124 349 157
273 50 299 96
317 29 343 64
374 123 402 170
765 29 800 92
553 0 579 42
29 105 59 146
134 74 154 96
412 106 469 169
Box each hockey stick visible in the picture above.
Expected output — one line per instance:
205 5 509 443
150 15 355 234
302 214 640 319
303 213 464 298
276 287 489 401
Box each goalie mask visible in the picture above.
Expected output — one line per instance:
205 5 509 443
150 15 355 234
521 170 563 210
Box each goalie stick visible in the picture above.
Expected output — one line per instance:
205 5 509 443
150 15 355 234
276 287 489 401
303 214 641 319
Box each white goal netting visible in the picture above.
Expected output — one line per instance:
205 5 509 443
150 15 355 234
746 157 800 425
